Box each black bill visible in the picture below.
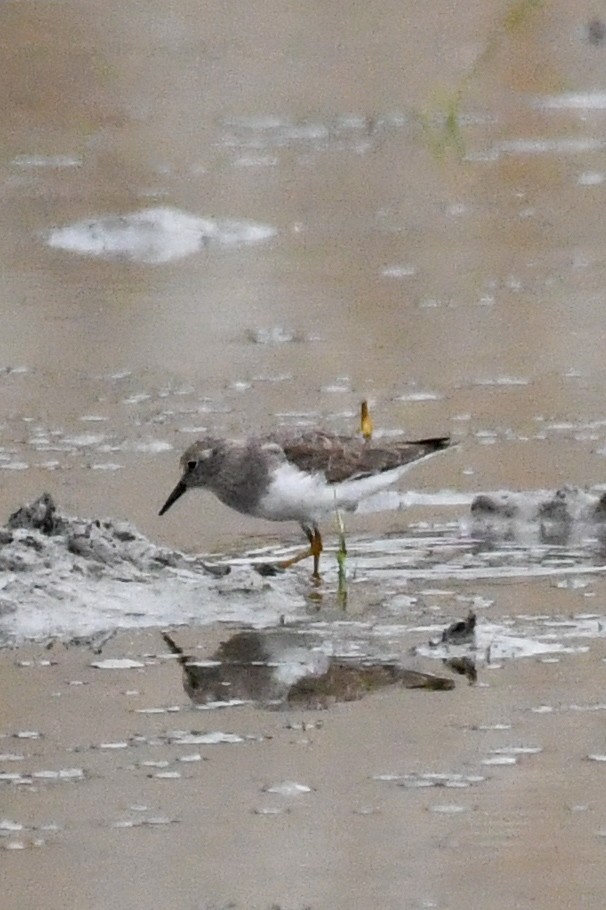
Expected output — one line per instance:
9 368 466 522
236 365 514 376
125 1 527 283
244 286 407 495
159 480 187 516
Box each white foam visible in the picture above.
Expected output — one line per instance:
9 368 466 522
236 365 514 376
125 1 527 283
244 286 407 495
45 207 276 264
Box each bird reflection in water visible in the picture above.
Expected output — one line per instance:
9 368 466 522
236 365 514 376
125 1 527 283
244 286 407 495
163 629 454 710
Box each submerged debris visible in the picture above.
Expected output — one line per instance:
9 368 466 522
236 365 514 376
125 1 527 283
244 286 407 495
440 610 477 645
163 629 454 710
427 610 477 651
443 656 477 684
425 611 478 684
587 18 606 45
471 486 606 523
470 486 606 543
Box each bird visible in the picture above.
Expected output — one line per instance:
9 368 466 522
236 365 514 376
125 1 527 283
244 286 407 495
159 422 451 578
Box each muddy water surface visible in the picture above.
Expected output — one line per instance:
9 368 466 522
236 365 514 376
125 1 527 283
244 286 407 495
3 0 606 908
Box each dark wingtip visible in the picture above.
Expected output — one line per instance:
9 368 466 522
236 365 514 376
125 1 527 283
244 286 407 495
415 435 451 452
159 480 187 516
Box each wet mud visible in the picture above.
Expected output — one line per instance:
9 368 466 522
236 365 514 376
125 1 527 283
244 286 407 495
3 491 606 660
5 481 606 908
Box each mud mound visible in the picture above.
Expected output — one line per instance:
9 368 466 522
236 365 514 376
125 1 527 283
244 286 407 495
0 494 301 647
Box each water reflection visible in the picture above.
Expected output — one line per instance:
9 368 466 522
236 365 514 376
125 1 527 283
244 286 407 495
163 629 454 710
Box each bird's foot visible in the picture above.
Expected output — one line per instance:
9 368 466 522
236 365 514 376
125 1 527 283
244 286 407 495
278 527 323 579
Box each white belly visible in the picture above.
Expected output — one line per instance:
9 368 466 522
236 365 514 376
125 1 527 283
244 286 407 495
252 460 417 524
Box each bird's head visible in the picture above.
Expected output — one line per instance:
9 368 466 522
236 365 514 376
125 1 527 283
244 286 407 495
159 438 223 515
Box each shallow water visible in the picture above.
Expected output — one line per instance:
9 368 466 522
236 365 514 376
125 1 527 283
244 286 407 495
3 0 606 907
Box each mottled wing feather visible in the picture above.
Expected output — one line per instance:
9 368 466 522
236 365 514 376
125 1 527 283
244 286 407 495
275 430 450 484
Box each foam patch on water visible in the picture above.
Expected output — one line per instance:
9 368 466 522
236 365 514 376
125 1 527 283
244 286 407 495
373 771 485 789
13 154 82 168
415 619 590 662
220 113 390 153
534 91 606 110
356 489 472 513
45 207 276 263
382 265 416 278
264 780 312 796
395 390 442 401
492 138 606 157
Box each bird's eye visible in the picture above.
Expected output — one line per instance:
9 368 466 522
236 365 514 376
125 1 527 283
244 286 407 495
186 460 197 472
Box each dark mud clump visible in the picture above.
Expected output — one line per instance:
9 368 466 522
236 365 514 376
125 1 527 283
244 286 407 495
0 493 188 575
471 486 606 524
470 486 606 544
7 492 66 535
439 610 476 645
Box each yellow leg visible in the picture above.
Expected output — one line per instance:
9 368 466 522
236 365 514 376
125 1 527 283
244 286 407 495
360 400 373 440
278 547 314 569
310 527 323 578
277 527 323 578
